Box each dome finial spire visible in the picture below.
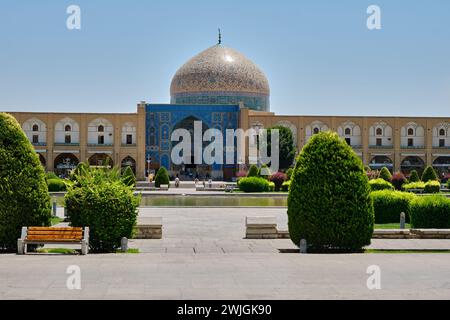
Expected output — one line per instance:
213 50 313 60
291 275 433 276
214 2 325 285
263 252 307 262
218 28 222 45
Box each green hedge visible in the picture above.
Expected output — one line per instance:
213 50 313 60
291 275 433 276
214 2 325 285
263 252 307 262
369 178 394 191
238 177 270 193
287 132 374 252
424 181 441 194
47 179 67 192
410 195 450 228
370 190 416 223
403 181 425 191
65 167 140 252
403 181 441 194
0 113 51 251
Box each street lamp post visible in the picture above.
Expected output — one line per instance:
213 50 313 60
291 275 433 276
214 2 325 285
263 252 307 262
254 124 262 167
146 155 151 178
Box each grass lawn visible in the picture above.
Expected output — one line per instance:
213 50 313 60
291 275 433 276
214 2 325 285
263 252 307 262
115 248 140 254
374 223 411 229
37 248 78 254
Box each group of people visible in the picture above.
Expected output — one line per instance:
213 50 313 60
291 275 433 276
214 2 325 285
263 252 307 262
193 177 213 189
147 171 212 188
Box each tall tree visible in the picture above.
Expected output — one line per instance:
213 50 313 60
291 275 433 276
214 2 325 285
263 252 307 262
266 126 296 171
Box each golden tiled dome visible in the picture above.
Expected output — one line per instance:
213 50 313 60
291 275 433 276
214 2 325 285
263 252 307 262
170 44 270 111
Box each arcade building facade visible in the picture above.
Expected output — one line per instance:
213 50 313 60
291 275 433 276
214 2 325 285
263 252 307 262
7 42 450 180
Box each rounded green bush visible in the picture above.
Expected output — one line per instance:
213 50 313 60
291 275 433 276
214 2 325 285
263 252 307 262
65 168 140 252
155 166 170 188
409 170 420 183
424 181 440 194
47 178 67 192
410 195 450 228
422 166 438 183
0 113 51 251
370 190 416 223
379 167 392 182
287 131 374 252
369 178 394 191
238 177 270 193
247 165 259 177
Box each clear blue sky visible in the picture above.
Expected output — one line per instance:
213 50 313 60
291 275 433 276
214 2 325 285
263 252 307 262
1 0 449 116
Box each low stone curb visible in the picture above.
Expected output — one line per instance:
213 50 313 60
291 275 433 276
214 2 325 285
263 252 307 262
133 217 163 239
245 216 450 240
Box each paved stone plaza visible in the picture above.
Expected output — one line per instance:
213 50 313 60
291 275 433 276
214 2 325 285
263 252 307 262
1 207 450 299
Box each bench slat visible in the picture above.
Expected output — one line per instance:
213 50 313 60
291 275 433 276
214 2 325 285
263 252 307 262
27 235 83 241
28 227 83 232
27 231 82 236
25 239 82 243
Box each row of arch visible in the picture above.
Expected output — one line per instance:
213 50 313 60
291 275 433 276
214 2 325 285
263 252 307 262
38 153 137 177
369 155 450 175
22 117 136 146
252 120 450 148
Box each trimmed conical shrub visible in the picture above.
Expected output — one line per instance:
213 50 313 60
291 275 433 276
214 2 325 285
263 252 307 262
0 113 51 251
155 166 170 188
247 164 259 177
422 166 438 183
379 167 392 182
122 166 136 187
409 170 420 183
287 131 374 252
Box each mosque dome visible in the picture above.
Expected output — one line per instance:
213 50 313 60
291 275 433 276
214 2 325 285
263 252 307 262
170 44 270 111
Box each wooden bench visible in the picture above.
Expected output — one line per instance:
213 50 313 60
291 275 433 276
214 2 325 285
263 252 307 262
17 226 89 255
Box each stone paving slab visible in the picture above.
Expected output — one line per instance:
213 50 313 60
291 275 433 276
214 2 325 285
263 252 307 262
1 252 450 299
16 206 450 300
